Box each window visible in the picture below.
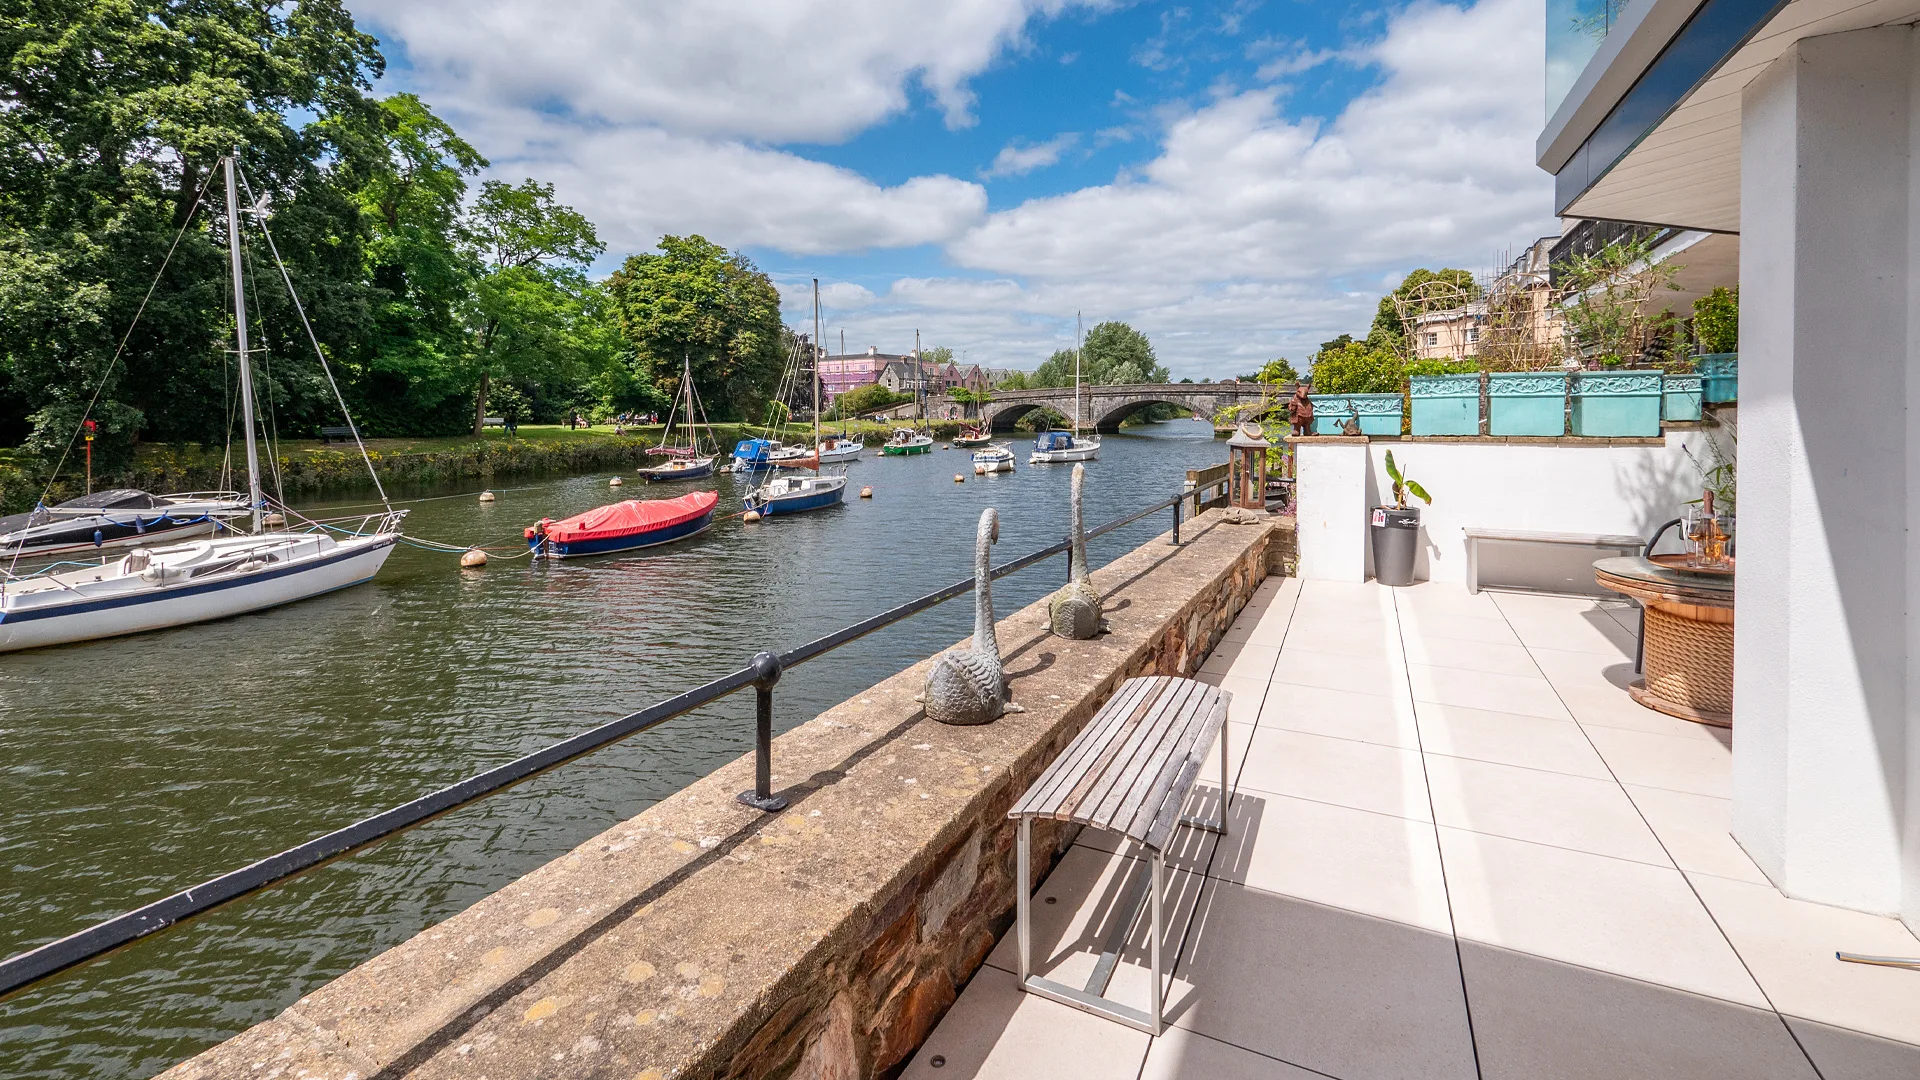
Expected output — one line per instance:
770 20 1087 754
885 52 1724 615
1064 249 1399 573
1423 333 1438 347
1465 328 1479 345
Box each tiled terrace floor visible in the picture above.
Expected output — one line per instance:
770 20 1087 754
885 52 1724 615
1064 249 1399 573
905 577 1920 1080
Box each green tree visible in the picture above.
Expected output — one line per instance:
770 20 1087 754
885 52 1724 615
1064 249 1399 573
1 0 389 470
833 383 911 418
1309 341 1404 395
1368 269 1478 354
993 370 1032 391
606 235 786 421
921 344 954 365
1253 358 1301 384
1083 321 1167 384
461 179 607 434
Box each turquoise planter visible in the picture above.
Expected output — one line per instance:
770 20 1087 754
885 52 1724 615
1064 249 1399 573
1571 370 1663 436
1409 374 1481 436
1486 372 1566 436
1663 372 1703 422
1699 353 1738 404
1309 393 1404 436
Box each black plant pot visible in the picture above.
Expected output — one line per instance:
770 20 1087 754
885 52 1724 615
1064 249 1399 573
1370 506 1421 587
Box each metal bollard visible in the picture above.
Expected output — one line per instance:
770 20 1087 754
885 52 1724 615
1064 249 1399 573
736 651 788 812
1171 497 1181 545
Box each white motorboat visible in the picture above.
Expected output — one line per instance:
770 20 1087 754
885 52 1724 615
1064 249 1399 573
972 445 1016 473
815 435 864 463
0 153 406 652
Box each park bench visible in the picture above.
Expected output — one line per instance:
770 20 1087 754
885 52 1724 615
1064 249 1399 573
481 416 505 428
1008 675 1230 1034
1463 527 1644 596
319 425 356 444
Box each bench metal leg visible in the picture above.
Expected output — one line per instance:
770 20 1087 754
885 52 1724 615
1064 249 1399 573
1016 819 1170 1035
1016 816 1032 983
1149 849 1165 1035
1180 726 1231 836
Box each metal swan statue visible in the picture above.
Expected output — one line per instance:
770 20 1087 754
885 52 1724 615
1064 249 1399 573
1048 464 1105 639
920 507 1024 725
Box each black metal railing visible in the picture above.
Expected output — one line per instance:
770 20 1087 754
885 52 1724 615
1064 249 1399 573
0 486 1212 1001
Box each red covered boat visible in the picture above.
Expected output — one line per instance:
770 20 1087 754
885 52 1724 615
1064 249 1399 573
526 490 719 558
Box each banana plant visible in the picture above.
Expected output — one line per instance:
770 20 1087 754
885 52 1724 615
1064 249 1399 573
1383 450 1432 510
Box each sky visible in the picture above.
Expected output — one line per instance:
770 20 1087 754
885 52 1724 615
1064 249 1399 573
345 0 1559 380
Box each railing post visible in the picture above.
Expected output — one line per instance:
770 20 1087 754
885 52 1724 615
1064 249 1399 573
1171 496 1181 545
736 651 788 812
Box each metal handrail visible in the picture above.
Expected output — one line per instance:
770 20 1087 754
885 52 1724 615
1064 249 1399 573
0 488 1192 1001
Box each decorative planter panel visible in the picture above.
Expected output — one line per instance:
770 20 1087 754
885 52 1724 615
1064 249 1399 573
1571 370 1663 436
1486 372 1567 436
1309 393 1404 436
1409 374 1481 436
1662 373 1703 423
1698 353 1738 404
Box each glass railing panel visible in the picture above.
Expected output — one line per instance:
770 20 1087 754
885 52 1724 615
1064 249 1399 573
1547 0 1629 118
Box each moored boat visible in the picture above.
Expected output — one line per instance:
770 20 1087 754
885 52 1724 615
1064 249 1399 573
527 490 719 558
971 445 1016 473
638 354 719 481
0 489 250 561
1029 429 1100 464
636 451 714 482
816 435 864 463
744 473 847 516
880 427 934 455
952 425 992 447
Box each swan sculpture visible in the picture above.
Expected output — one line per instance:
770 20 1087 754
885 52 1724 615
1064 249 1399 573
920 508 1024 725
1048 464 1105 639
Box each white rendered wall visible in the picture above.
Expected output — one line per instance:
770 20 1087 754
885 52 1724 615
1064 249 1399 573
1733 27 1916 924
1293 440 1370 582
1355 432 1726 586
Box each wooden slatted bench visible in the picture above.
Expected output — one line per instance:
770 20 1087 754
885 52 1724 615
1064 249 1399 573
1008 675 1230 1034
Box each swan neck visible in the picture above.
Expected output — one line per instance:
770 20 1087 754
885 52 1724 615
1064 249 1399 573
1069 468 1087 582
974 517 996 654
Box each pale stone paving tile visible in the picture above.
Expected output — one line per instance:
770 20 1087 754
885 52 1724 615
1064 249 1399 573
1170 879 1478 1080
1236 727 1432 823
1399 610 1526 647
1257 681 1420 749
1138 1026 1328 1079
902 966 1151 1080
1199 640 1280 679
1407 662 1574 720
1526 644 1639 692
1424 754 1672 867
1192 672 1268 727
1556 682 1725 741
1621 784 1770 885
1271 646 1406 698
1207 790 1454 934
1583 724 1733 799
1687 873 1920 1048
1438 827 1769 1009
1278 614 1402 658
1414 701 1612 779
1401 633 1544 677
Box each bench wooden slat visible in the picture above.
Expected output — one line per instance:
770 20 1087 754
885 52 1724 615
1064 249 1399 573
1010 676 1229 851
1087 680 1205 830
1012 679 1157 818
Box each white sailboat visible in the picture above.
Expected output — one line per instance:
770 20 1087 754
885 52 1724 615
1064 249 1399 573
0 154 406 653
637 354 719 481
745 279 847 517
1029 312 1102 464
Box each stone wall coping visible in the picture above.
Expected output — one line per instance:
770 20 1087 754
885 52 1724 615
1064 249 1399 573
1287 434 1670 447
162 509 1276 1080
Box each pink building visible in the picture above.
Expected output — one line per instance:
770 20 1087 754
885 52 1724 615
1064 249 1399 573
820 346 908 398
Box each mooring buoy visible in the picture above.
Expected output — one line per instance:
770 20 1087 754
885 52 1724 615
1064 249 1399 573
954 474 966 483
974 463 986 475
460 548 489 568
859 486 873 499
478 490 496 503
609 476 623 487
743 509 762 522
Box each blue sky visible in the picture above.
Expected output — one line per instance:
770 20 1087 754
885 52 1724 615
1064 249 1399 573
350 0 1556 378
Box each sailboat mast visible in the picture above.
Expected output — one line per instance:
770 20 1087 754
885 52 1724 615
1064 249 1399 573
812 278 822 449
225 153 264 533
1074 311 1083 436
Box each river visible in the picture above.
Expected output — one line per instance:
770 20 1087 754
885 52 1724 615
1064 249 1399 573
0 419 1230 1080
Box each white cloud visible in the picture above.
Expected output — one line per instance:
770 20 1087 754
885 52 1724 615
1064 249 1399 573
982 134 1080 178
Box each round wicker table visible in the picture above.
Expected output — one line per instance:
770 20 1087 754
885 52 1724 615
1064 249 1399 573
1594 556 1735 727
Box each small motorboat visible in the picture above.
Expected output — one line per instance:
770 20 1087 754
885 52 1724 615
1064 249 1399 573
730 438 788 472
880 427 935 456
527 490 719 558
952 425 992 447
972 445 1016 474
743 473 848 517
0 489 250 561
816 435 864 463
1029 429 1100 464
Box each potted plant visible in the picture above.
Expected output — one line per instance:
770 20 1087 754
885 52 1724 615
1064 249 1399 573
1307 341 1405 435
1407 359 1481 436
1693 286 1738 404
1371 450 1431 587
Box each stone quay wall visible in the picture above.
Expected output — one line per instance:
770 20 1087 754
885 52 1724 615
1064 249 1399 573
162 510 1283 1080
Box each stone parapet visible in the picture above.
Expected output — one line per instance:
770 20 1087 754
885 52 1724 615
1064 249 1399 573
160 509 1280 1080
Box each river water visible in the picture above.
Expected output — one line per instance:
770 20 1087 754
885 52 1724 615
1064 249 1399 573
0 419 1229 1080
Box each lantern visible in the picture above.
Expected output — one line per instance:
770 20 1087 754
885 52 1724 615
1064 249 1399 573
1225 421 1271 511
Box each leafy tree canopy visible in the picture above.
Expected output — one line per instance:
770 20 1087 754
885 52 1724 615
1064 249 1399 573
606 235 786 422
1252 358 1300 385
1030 321 1168 387
1308 341 1404 396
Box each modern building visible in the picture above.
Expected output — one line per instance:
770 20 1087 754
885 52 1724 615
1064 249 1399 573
1542 0 1920 928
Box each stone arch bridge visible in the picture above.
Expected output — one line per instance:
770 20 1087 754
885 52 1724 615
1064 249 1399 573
978 382 1288 433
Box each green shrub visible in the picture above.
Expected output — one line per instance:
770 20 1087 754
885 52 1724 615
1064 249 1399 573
1403 358 1479 378
1693 287 1738 354
1309 342 1405 395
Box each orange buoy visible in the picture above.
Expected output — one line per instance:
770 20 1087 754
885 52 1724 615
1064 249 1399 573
478 490 496 502
460 548 489 568
954 474 965 483
859 486 873 499
609 476 623 487
743 509 762 522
